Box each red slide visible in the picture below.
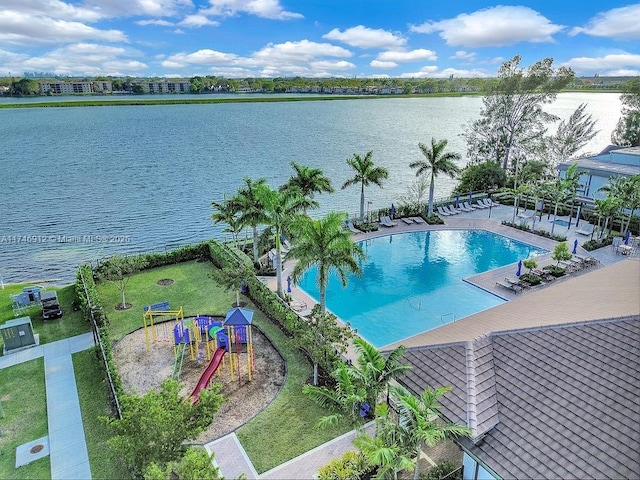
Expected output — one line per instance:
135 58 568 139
189 348 226 405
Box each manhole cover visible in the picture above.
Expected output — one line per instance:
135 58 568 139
30 444 44 454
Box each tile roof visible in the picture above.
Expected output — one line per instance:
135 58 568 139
398 316 640 479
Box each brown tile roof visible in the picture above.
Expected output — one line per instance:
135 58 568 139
398 316 640 479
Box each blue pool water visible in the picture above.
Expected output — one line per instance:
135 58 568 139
297 230 546 348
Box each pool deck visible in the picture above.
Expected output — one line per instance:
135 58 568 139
275 203 639 351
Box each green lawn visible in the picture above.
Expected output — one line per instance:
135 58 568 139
0 359 50 480
73 349 129 480
97 260 233 341
0 283 90 355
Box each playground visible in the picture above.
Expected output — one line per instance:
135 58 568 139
113 312 286 441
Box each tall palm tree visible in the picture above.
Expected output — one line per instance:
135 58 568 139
561 163 583 227
211 195 243 247
351 338 411 409
287 212 364 314
254 184 306 297
598 174 640 235
391 386 471 480
410 138 461 217
235 177 267 264
283 162 334 213
595 195 623 239
341 151 389 223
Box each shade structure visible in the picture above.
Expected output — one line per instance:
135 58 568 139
516 260 522 277
287 275 292 293
572 239 578 254
390 203 396 217
625 230 631 245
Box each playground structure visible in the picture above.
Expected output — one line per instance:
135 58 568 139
142 302 255 403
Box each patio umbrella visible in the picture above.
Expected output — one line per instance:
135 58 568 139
572 239 578 254
455 193 460 207
624 230 631 245
516 260 522 277
390 203 396 218
469 191 473 203
286 276 292 293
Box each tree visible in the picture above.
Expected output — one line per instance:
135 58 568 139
612 78 640 147
463 56 574 169
390 386 471 480
399 176 430 212
594 195 623 239
598 174 640 235
547 103 598 169
282 162 334 213
255 183 306 297
105 380 224 476
210 262 254 307
287 211 364 313
552 242 572 266
410 138 461 217
341 151 389 223
144 448 222 480
523 258 538 274
297 305 355 386
11 78 38 96
454 161 507 194
98 254 148 309
354 423 414 480
351 338 412 409
211 195 243 247
235 177 268 264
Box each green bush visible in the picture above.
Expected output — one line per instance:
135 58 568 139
519 273 542 286
543 264 566 277
582 236 613 251
426 215 444 225
422 460 462 480
318 450 371 480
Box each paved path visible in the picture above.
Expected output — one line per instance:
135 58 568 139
0 332 95 479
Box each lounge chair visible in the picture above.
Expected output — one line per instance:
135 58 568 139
575 224 594 236
474 200 489 209
612 236 623 254
532 269 555 282
380 216 398 227
496 280 522 294
401 217 414 225
345 220 363 234
573 254 597 266
505 276 529 289
437 206 451 217
483 198 500 207
410 216 426 224
443 205 459 215
462 201 476 211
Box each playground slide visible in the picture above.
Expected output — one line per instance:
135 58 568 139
189 348 226 405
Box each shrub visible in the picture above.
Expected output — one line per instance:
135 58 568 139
582 236 613 251
519 273 542 286
422 460 462 480
543 264 566 277
426 215 445 225
318 450 371 480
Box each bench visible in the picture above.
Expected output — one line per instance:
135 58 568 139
496 280 522 294
143 301 170 312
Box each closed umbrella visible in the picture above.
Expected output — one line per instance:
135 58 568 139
516 260 522 277
572 239 578 254
469 191 473 203
455 193 460 207
390 203 396 218
624 230 631 245
287 276 292 293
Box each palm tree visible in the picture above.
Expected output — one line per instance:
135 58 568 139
391 386 471 480
234 177 267 264
341 151 389 223
598 174 640 235
283 162 334 213
354 427 414 480
287 212 364 314
254 184 306 297
211 196 243 247
595 195 623 239
561 163 583 227
351 338 411 409
302 363 367 428
410 138 461 217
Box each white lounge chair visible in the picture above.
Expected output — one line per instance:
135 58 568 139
575 223 594 236
474 200 489 209
345 220 363 234
483 198 500 207
401 217 414 225
410 216 426 224
444 205 460 215
380 215 398 227
437 206 451 217
462 201 476 211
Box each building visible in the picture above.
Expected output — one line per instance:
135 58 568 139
38 80 112 95
139 81 190 93
558 146 640 205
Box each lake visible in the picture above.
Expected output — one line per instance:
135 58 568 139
0 93 621 284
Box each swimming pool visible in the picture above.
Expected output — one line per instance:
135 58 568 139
297 230 546 348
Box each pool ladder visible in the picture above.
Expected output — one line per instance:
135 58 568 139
440 312 456 324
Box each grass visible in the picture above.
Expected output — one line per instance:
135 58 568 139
0 283 90 355
0 358 50 480
97 259 352 472
73 349 129 480
237 309 352 473
96 260 232 341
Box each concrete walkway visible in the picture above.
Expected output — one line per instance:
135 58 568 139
0 332 95 479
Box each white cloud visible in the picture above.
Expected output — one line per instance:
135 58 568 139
410 6 563 47
251 39 352 63
179 14 220 27
85 0 193 18
3 0 103 22
136 19 176 26
563 53 640 76
450 50 476 61
569 4 640 40
370 60 398 69
162 49 239 68
399 65 489 78
323 25 406 49
310 60 356 71
0 11 128 45
202 0 303 20
377 49 437 62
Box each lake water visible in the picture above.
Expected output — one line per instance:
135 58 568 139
0 93 621 283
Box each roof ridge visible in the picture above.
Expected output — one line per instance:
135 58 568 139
464 340 479 439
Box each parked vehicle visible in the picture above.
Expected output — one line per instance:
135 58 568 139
41 291 63 319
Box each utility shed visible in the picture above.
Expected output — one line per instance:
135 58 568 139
1 316 39 355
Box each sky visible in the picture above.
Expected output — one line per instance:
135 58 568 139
1 0 639 79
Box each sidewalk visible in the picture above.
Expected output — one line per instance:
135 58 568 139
0 332 95 480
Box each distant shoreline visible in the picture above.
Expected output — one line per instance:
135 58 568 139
0 89 618 109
